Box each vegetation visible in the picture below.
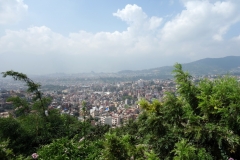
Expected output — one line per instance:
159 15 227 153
1 63 240 159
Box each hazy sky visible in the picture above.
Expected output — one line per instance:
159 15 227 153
1 0 240 74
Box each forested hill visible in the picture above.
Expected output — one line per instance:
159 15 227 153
118 56 240 76
182 56 240 75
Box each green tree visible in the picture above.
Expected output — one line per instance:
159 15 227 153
135 63 240 159
101 132 129 160
2 71 46 116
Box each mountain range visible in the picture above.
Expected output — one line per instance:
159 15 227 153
118 56 240 78
26 56 240 81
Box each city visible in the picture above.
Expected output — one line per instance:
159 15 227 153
2 73 238 126
0 76 177 127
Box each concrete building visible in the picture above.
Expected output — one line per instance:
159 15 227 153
100 116 112 126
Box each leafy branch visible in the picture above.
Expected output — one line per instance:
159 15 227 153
2 70 46 116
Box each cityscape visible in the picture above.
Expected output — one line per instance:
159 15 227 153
1 72 239 126
0 75 176 125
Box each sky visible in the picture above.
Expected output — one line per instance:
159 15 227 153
1 0 240 75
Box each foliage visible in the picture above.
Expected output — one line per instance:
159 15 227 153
7 97 29 117
101 132 159 160
101 132 129 160
171 139 213 160
0 140 14 160
2 71 45 114
134 63 240 159
0 117 35 155
37 137 83 160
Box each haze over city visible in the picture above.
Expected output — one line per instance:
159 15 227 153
1 0 240 75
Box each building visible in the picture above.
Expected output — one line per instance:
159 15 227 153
100 116 112 126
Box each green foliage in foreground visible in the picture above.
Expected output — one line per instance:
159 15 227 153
0 140 15 160
1 64 240 159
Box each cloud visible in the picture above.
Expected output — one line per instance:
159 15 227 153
0 26 66 54
113 4 162 32
159 0 240 58
161 0 238 41
0 0 28 25
1 1 240 74
113 4 147 25
0 4 162 56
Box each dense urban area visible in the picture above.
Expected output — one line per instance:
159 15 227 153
0 74 225 125
0 76 177 124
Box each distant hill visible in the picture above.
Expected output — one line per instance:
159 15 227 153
118 56 240 77
182 56 240 75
